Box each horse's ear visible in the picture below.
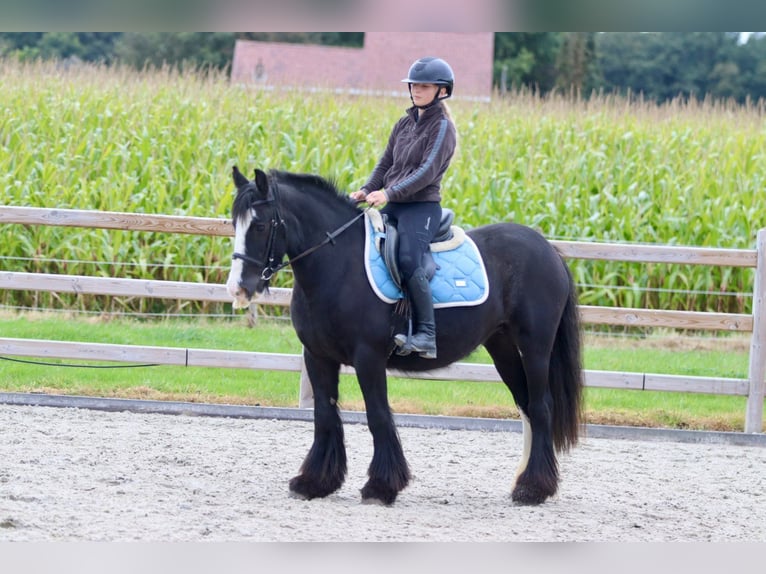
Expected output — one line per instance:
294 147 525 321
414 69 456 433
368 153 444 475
232 165 249 189
254 168 269 193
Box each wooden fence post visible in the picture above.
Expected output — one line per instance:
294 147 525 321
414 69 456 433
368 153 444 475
246 302 259 328
745 228 766 433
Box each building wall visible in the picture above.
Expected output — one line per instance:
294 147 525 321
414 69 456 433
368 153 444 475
231 33 495 100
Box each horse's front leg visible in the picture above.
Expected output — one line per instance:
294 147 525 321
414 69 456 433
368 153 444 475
354 345 410 505
289 349 347 500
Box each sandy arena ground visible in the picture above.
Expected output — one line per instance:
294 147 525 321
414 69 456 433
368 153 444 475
0 403 764 542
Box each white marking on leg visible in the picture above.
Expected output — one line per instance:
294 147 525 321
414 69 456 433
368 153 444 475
515 411 532 482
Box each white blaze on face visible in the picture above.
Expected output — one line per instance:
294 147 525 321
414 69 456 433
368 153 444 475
226 209 255 309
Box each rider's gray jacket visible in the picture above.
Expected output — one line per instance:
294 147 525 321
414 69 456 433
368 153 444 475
361 102 456 204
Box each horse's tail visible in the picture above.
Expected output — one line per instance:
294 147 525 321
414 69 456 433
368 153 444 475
549 259 584 452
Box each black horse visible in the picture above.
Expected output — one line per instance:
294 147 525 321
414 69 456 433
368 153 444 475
226 166 583 505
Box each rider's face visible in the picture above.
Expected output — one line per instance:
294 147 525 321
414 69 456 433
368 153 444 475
410 83 442 106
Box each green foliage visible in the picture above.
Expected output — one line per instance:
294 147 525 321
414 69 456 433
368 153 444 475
0 32 364 73
1 60 765 318
4 32 766 104
114 33 236 71
595 32 761 103
555 33 601 94
0 33 122 64
493 32 561 92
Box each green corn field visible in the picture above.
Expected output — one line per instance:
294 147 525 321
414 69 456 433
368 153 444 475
1 60 765 317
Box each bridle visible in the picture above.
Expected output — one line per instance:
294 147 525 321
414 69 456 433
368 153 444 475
231 181 368 282
231 181 286 281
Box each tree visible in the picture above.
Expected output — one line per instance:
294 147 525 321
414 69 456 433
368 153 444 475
3 32 766 105
555 32 600 95
708 61 742 100
0 32 121 64
595 32 745 103
114 33 236 71
0 33 364 72
733 33 766 102
114 33 365 71
493 33 562 93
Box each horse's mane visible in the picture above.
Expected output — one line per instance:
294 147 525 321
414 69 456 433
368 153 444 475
232 169 361 224
270 170 362 214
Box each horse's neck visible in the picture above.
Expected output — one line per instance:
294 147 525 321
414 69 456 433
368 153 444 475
282 189 361 274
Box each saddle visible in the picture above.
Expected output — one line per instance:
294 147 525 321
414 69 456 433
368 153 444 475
364 209 489 308
375 208 456 291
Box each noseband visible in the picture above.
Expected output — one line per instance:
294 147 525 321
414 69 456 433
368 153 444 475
232 181 368 282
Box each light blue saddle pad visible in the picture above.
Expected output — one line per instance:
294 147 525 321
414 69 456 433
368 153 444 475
363 212 489 308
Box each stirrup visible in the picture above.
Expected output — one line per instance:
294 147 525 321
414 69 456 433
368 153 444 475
394 332 414 356
393 318 414 355
394 332 436 359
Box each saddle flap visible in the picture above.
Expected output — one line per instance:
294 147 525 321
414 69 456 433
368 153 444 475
381 215 438 289
382 223 402 290
364 211 489 308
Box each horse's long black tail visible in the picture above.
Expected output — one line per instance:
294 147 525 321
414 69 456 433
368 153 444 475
549 260 584 452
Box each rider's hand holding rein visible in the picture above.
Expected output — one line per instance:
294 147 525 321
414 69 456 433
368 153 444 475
350 189 388 207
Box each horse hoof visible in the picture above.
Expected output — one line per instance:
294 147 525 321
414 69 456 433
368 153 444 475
289 474 340 500
511 483 553 505
360 480 398 506
288 489 309 501
288 475 315 499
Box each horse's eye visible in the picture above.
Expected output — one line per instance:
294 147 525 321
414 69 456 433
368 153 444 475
254 223 267 232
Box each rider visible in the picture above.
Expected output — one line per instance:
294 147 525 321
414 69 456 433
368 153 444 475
350 56 457 359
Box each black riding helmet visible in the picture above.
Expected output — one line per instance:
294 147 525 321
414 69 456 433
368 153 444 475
401 56 454 108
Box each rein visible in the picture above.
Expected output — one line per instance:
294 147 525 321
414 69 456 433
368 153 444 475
232 183 368 282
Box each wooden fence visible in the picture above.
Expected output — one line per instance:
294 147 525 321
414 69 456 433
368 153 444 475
0 205 764 433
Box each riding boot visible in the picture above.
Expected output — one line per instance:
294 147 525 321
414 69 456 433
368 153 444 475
394 267 437 359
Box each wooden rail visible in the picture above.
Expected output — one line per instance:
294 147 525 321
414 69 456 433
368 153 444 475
0 205 233 237
1 206 764 433
0 337 750 397
0 271 292 307
0 272 751 332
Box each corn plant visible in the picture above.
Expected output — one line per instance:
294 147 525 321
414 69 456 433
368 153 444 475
1 60 765 315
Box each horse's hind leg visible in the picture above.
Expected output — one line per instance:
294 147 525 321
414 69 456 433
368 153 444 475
485 333 559 505
354 346 410 505
289 350 347 500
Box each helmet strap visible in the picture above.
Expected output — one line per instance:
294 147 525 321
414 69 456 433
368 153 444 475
408 84 449 110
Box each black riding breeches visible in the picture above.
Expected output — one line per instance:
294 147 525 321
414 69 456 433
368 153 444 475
380 201 442 282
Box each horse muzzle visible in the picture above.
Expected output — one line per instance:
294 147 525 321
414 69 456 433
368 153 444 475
228 277 271 309
228 284 253 309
